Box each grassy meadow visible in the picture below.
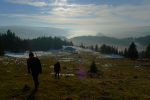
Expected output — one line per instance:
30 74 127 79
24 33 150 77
0 53 150 100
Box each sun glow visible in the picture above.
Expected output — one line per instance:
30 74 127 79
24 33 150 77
55 0 67 6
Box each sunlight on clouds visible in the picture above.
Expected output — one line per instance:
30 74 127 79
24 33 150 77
51 4 98 17
54 0 67 6
2 0 150 37
5 0 48 7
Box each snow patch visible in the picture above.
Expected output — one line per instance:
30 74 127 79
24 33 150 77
4 51 52 58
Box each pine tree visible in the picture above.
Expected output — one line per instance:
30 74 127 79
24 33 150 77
100 44 119 54
80 43 85 48
100 44 106 54
118 51 124 56
95 44 98 51
0 34 4 55
127 42 138 59
124 48 128 58
145 44 150 58
90 45 94 50
90 61 97 73
0 48 4 56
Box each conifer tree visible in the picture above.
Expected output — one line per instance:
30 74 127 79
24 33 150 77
145 44 150 58
90 61 97 73
127 42 138 59
124 48 128 57
95 44 98 51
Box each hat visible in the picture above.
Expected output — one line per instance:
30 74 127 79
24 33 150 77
29 52 34 57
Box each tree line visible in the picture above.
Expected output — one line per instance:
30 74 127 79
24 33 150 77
121 42 150 59
79 43 119 55
79 42 150 59
0 30 73 55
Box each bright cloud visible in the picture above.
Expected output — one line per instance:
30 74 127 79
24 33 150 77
54 0 68 6
5 0 48 7
1 0 150 38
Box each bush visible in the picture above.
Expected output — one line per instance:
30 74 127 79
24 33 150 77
89 61 97 74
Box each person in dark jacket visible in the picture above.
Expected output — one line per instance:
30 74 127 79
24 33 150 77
27 52 42 90
54 62 61 79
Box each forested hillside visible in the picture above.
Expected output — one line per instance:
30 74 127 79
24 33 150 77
0 30 73 54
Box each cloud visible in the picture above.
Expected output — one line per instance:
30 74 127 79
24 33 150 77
114 5 150 20
54 0 68 6
1 0 150 38
5 0 48 7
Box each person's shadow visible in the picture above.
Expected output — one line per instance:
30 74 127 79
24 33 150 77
26 89 37 100
22 84 37 100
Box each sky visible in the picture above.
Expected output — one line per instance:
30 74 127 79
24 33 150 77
0 0 150 38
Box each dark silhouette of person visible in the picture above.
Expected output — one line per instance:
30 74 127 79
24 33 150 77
54 62 61 79
27 52 42 90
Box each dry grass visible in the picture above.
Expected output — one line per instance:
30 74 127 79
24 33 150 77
0 54 150 100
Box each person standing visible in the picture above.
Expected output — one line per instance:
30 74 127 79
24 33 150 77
27 52 42 90
54 62 61 79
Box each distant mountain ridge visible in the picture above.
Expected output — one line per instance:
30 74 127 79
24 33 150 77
70 35 150 50
0 26 68 39
96 26 150 38
0 25 150 39
0 25 150 50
